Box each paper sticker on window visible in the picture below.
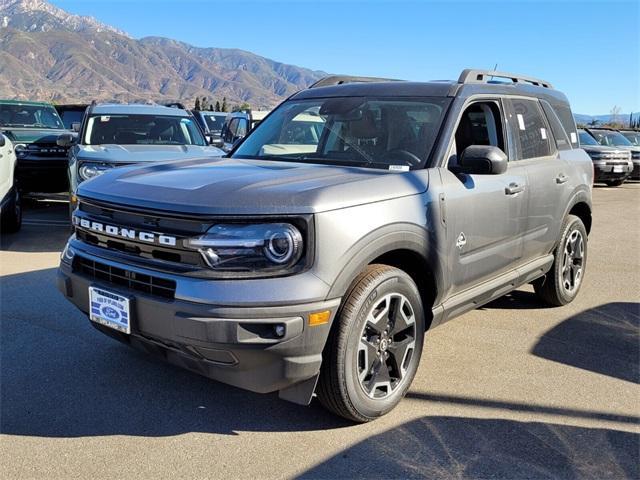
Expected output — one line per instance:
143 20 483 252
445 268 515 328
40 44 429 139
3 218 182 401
100 116 110 122
540 128 547 140
389 165 410 172
570 132 577 144
517 114 526 130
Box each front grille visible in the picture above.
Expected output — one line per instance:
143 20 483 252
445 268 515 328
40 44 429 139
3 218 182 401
25 143 68 158
75 200 209 269
605 161 630 165
73 256 176 300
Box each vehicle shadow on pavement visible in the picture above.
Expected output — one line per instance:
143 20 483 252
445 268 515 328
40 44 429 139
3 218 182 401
298 416 639 479
0 268 349 438
531 302 640 384
480 289 550 310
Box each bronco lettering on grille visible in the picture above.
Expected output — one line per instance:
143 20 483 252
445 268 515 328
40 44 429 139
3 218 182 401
73 216 177 247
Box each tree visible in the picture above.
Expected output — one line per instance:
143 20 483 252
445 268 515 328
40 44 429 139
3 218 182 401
194 97 201 111
215 101 221 112
587 118 599 127
221 97 228 113
201 96 209 111
208 104 214 111
608 105 622 128
232 102 251 112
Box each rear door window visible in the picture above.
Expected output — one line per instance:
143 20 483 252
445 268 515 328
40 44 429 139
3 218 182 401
507 98 553 160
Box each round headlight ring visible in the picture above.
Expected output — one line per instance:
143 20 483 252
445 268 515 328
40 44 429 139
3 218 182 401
264 226 302 265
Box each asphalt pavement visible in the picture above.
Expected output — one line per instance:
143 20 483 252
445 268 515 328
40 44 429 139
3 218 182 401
1 184 639 479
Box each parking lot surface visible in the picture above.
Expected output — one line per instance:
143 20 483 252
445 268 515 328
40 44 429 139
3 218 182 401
1 185 639 479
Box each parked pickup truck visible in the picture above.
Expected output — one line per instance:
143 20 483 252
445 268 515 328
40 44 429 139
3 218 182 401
0 100 71 193
58 70 593 422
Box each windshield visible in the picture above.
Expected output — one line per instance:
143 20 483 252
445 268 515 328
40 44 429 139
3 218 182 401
578 130 599 146
59 110 85 129
590 129 633 147
620 131 640 146
83 114 206 146
0 103 64 129
203 114 226 132
232 97 450 169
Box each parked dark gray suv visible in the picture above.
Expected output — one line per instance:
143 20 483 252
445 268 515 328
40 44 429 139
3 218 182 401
58 70 593 422
578 128 632 186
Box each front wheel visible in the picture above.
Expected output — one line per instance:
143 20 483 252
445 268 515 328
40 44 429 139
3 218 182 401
1 187 22 233
534 215 587 306
605 179 625 187
317 264 425 422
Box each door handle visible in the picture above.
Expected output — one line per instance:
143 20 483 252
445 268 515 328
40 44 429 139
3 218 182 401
505 182 525 195
556 174 568 184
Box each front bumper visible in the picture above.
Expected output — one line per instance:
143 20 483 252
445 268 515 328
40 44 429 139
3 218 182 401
17 157 69 193
57 244 341 402
592 160 633 182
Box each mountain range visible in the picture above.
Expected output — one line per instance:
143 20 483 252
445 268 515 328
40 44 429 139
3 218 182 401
0 0 636 121
0 0 325 107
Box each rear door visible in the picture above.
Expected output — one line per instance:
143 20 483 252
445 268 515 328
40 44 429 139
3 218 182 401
505 97 570 260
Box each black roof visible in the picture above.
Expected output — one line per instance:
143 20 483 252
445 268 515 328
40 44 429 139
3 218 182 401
293 81 458 99
293 79 570 107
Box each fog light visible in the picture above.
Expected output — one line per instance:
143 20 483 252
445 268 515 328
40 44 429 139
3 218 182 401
274 324 286 338
309 310 330 327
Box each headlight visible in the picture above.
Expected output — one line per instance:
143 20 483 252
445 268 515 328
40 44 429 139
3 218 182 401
186 223 304 274
78 162 113 181
14 144 27 158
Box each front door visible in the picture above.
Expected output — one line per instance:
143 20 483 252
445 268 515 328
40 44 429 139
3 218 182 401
441 99 528 295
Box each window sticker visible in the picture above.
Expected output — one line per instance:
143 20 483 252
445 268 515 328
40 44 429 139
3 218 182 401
517 114 526 130
100 116 110 122
389 165 410 172
540 128 547 140
570 132 577 144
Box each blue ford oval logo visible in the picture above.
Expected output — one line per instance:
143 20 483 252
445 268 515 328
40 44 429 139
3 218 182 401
101 306 120 320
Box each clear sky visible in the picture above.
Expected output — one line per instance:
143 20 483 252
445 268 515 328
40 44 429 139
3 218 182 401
51 0 639 114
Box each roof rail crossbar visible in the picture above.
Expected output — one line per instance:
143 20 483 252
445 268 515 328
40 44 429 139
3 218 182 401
309 75 403 89
458 69 553 89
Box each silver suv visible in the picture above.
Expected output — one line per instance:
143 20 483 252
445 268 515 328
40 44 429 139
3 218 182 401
58 70 593 422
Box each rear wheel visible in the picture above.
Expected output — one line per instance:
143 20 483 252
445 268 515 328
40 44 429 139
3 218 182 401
534 215 587 306
317 264 425 422
1 187 22 233
605 179 624 187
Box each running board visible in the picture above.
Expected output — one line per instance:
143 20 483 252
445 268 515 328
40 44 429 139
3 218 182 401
433 255 554 327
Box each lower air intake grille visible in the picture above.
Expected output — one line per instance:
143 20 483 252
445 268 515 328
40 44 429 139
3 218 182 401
73 256 176 300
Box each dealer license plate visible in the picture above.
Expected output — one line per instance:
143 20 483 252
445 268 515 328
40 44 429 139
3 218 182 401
613 166 623 173
89 286 131 334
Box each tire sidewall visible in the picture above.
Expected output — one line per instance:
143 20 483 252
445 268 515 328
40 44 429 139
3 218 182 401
341 270 424 419
553 216 587 304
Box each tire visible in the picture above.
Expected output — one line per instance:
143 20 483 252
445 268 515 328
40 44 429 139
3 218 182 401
1 187 22 234
534 215 587 306
605 179 624 187
317 264 425 422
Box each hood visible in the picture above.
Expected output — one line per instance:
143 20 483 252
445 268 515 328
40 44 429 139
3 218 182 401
581 145 629 155
2 127 69 144
75 144 225 163
78 157 428 215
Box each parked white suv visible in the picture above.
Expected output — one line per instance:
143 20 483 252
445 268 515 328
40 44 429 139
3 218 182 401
0 133 21 233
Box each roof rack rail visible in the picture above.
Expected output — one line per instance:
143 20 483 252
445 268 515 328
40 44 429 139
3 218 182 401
309 75 402 89
458 69 553 89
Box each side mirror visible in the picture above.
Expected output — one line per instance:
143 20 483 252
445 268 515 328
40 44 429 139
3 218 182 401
57 133 76 147
0 135 5 147
206 134 224 148
459 145 508 175
72 122 81 133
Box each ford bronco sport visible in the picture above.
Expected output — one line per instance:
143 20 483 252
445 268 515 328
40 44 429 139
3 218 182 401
59 103 225 215
0 100 71 193
58 70 593 422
